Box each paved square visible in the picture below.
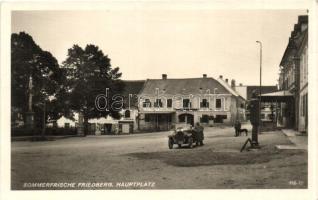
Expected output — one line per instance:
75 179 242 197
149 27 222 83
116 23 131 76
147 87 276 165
11 125 307 189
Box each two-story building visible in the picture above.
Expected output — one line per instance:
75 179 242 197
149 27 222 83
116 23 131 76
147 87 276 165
137 74 245 131
278 15 308 132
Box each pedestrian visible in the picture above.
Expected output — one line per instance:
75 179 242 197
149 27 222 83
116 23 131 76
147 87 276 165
234 120 241 137
194 122 204 145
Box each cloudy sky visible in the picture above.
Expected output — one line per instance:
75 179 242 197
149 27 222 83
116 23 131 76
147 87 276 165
12 9 306 85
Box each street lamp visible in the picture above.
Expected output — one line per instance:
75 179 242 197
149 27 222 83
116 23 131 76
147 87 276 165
256 40 262 135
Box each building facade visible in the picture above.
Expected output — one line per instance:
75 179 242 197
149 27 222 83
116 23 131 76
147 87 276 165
297 22 308 133
138 74 245 131
278 15 308 132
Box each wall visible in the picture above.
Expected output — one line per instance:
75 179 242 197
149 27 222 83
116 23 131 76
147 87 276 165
138 93 237 131
298 43 308 132
298 87 308 132
121 108 139 131
57 116 76 127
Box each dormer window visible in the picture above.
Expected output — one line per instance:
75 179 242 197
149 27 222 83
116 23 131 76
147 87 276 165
143 99 151 108
167 99 172 108
124 110 131 118
200 99 209 108
154 99 163 108
183 99 191 109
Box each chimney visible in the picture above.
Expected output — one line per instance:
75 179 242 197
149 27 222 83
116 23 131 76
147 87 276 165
219 75 223 79
231 79 236 89
203 74 207 78
162 74 167 80
225 78 228 83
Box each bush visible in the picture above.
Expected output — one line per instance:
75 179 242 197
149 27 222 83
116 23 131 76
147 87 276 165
12 127 77 136
11 127 41 137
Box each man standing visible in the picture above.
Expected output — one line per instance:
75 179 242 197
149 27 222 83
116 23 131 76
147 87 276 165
248 90 260 147
234 120 241 137
194 122 204 146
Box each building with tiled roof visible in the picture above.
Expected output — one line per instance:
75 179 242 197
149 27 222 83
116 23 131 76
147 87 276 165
137 74 246 131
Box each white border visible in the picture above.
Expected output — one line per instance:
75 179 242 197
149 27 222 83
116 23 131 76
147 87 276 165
1 1 317 200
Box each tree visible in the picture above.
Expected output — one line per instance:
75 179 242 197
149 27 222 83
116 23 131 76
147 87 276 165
62 44 123 135
11 32 65 128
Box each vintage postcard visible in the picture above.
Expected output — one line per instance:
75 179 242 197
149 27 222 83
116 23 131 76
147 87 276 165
0 1 317 200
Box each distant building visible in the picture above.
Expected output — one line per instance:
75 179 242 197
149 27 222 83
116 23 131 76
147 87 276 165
137 74 245 131
235 85 278 121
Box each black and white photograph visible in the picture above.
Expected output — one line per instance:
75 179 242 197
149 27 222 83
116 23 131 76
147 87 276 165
1 1 317 200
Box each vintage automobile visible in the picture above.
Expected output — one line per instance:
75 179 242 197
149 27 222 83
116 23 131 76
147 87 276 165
168 123 204 149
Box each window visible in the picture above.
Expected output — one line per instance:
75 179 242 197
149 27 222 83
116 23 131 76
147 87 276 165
142 99 151 108
154 99 163 108
179 115 185 122
200 99 209 108
215 115 227 123
183 99 191 108
145 114 150 122
216 98 222 109
200 115 209 123
65 123 70 128
167 99 172 108
124 110 130 118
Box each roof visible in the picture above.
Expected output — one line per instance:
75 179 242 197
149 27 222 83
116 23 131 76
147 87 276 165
216 78 242 97
121 80 145 108
280 15 308 67
246 86 278 100
259 90 293 102
121 80 145 96
139 77 230 96
261 90 292 97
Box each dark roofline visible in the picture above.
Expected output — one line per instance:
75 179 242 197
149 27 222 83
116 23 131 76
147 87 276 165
138 79 149 96
235 85 278 88
122 80 146 82
298 15 308 23
145 77 215 81
138 77 231 96
280 15 308 67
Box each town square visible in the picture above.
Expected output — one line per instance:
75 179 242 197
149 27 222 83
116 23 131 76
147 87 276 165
3 5 312 195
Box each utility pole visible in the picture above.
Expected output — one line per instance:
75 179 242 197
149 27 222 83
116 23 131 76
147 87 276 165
256 41 262 135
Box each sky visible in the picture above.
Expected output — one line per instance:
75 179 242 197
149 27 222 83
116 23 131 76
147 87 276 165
12 10 307 86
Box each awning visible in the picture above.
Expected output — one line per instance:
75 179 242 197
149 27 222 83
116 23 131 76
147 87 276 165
259 90 293 102
139 110 176 114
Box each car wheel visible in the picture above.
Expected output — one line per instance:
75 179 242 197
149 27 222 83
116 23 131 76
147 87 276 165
188 137 193 148
200 141 204 146
168 138 174 149
178 144 182 148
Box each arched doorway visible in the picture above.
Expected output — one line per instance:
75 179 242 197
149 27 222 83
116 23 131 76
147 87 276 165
178 114 194 126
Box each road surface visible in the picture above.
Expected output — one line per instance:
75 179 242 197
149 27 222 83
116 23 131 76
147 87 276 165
11 124 307 189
